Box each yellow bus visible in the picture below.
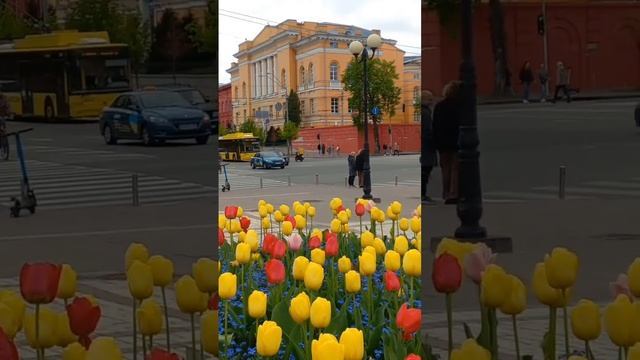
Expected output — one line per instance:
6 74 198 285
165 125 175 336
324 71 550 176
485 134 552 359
0 30 131 121
218 132 261 161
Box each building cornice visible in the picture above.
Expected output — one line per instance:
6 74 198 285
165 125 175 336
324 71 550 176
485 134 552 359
292 34 397 50
233 31 298 60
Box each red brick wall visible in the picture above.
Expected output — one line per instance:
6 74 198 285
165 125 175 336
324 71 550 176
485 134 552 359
218 84 232 128
423 2 640 97
292 124 421 155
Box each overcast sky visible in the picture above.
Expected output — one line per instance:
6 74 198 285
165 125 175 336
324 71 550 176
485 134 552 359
218 0 421 84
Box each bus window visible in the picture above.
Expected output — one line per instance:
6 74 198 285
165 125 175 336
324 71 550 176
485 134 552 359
79 57 129 91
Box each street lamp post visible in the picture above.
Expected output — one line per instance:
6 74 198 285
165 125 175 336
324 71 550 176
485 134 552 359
350 33 382 201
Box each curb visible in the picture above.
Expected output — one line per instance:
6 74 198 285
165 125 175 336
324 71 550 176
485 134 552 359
478 93 640 105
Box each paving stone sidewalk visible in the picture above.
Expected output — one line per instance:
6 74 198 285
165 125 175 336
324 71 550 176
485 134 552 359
0 275 215 360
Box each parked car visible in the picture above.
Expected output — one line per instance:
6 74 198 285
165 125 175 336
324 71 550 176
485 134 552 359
250 151 286 169
146 84 217 133
277 151 289 166
99 90 211 146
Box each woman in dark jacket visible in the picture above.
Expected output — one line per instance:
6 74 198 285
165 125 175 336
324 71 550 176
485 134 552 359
354 149 365 188
519 61 534 103
432 81 462 204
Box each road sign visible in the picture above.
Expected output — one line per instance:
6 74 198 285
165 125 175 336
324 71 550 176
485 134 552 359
372 106 381 116
275 103 283 112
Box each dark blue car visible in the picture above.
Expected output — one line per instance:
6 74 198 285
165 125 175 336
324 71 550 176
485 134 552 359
99 90 211 146
250 151 286 169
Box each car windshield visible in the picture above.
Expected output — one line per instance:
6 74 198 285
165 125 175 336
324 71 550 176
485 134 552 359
178 90 207 105
261 152 279 158
139 92 191 108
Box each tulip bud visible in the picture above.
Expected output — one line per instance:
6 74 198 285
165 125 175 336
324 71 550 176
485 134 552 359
146 255 174 288
338 256 351 273
345 270 361 293
358 252 376 276
310 297 331 329
258 199 266 207
532 262 570 307
86 337 123 359
329 197 343 210
398 218 409 232
363 246 376 259
330 218 342 233
373 238 387 255
394 236 409 256
289 292 311 324
340 328 364 360
544 247 579 290
432 253 461 294
137 299 163 336
304 262 324 291
274 210 283 223
218 272 237 300
499 275 527 315
292 256 310 281
337 210 349 224
605 294 640 347
294 204 306 217
571 299 601 341
218 214 227 229
282 221 293 236
311 248 326 266
266 203 274 213
258 205 268 218
403 249 421 277
24 306 57 349
237 206 244 217
127 260 154 300
177 275 207 313
390 201 402 215
385 270 401 292
125 243 149 271
257 320 282 356
384 250 401 272
248 290 268 319
307 206 316 217
235 242 251 265
294 215 306 230
360 231 374 248
481 265 512 308
192 258 217 294
57 264 77 301
410 216 421 233
312 333 345 360
201 310 218 355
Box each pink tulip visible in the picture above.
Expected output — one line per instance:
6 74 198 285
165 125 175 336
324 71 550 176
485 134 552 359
364 200 376 212
463 243 496 284
286 233 303 252
610 273 633 301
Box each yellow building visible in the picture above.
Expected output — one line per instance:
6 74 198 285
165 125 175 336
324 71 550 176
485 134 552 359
227 20 421 130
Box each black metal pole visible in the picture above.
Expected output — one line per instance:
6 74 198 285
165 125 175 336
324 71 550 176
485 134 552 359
455 0 486 238
362 52 373 200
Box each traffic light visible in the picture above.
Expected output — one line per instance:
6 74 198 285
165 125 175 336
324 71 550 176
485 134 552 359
537 15 545 36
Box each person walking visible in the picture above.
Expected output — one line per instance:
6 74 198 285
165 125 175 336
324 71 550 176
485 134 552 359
347 152 356 187
552 61 571 103
433 80 462 204
519 61 534 103
355 148 365 188
321 143 326 155
538 63 549 102
393 142 400 156
421 90 437 203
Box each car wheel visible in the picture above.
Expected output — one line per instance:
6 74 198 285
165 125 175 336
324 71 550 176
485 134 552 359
103 125 117 145
281 165 285 169
141 127 155 146
251 162 256 169
196 136 209 145
265 164 271 169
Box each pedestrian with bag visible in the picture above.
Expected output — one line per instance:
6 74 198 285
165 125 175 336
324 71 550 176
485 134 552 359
433 80 462 204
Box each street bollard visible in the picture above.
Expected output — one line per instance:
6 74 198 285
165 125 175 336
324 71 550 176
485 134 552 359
315 174 319 185
260 177 263 189
559 166 566 200
288 176 291 186
395 176 398 186
132 174 139 206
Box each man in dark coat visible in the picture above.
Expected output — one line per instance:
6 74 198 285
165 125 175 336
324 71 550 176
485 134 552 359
347 152 356 187
421 90 436 203
355 148 365 188
433 81 462 204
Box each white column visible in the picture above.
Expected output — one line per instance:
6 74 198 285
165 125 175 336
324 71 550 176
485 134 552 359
253 62 258 98
271 56 276 94
267 57 273 95
261 60 267 97
258 61 263 98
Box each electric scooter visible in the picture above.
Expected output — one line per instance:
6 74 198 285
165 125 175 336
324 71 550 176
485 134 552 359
220 163 230 192
8 128 36 217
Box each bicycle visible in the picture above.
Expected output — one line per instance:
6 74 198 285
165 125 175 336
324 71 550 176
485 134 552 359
0 117 8 161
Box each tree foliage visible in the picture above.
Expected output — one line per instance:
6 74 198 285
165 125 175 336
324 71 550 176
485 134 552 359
287 90 301 125
149 9 194 79
239 118 266 144
280 121 299 155
67 0 124 39
189 0 216 55
0 6 32 40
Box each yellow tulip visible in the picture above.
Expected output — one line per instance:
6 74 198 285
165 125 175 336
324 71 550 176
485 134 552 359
57 264 77 300
295 215 307 230
499 275 527 315
176 275 206 313
337 210 349 224
386 206 397 221
304 262 324 291
629 343 640 360
384 250 401 271
532 262 570 307
86 337 123 360
402 249 421 277
398 218 409 232
235 242 251 264
360 231 374 248
239 231 247 242
435 238 476 267
340 328 364 360
279 204 290 216
137 299 163 336
63 343 87 360
201 310 218 355
252 253 261 262
127 260 154 300
218 214 227 229
147 255 174 288
262 217 271 229
304 202 311 209
410 216 421 233
295 204 306 217
248 290 268 319
308 206 317 217
245 230 259 252
289 292 311 324
373 238 387 255
345 271 361 293
393 235 409 256
310 228 322 239
373 208 385 223
544 247 579 290
312 333 345 360
0 303 19 338
358 252 376 276
125 242 149 271
451 339 491 360
390 201 402 215
257 320 282 357
338 256 351 273
414 232 422 251
605 295 640 347
218 272 237 301
571 299 601 341
193 258 217 294
481 265 512 308
258 199 266 207
628 258 640 298
293 256 310 281
236 206 244 217
258 205 268 218
416 204 421 217
330 197 343 210
24 306 57 349
266 203 274 214
56 312 77 347
311 248 326 265
310 297 332 329
274 210 283 223
363 246 376 258
330 218 342 233
230 219 242 233
283 221 294 236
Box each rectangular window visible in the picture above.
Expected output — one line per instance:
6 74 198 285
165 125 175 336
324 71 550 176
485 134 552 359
301 100 306 114
243 109 246 120
330 64 338 82
331 98 339 114
310 99 315 114
413 72 420 80
329 41 338 48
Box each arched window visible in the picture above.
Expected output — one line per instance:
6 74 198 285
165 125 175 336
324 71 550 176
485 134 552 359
329 62 339 82
242 82 247 99
299 66 305 88
308 63 314 87
281 68 286 91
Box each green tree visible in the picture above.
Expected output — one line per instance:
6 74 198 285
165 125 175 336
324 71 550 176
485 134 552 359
121 11 151 88
287 90 301 125
239 118 266 144
0 6 33 40
342 58 401 153
149 9 191 80
67 0 124 39
280 121 299 156
189 0 216 55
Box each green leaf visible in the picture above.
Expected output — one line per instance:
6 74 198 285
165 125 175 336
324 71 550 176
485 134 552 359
541 330 553 360
463 322 475 339
271 300 305 359
325 301 349 335
366 322 384 354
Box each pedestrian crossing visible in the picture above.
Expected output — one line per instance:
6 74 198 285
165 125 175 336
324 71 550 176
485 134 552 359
0 160 215 210
218 167 289 191
22 145 155 161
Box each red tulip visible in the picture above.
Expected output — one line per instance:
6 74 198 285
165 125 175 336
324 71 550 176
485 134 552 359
432 252 462 294
271 240 287 259
396 303 421 341
355 203 365 217
147 348 181 360
239 216 251 232
20 263 61 304
265 259 285 284
325 232 339 257
0 329 18 360
405 354 421 360
335 205 345 214
224 206 238 219
67 296 101 348
263 234 279 255
218 228 225 246
208 293 219 310
285 215 296 229
309 235 322 250
385 270 401 292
